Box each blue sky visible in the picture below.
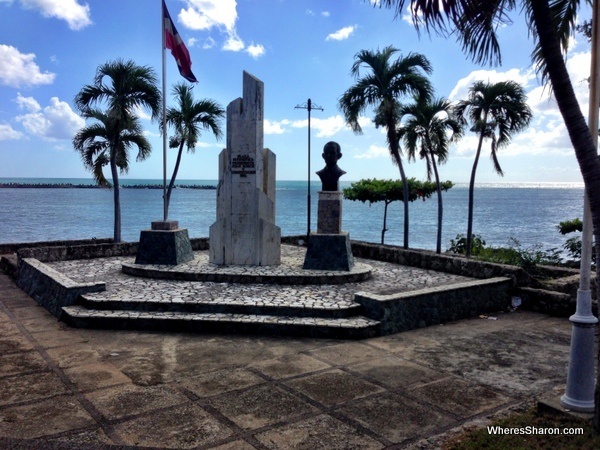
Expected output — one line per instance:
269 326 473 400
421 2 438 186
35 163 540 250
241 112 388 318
0 0 593 183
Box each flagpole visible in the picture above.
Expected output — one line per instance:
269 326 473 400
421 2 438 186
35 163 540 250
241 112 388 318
161 0 168 221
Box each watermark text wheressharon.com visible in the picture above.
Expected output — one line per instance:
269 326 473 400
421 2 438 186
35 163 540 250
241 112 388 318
487 426 584 435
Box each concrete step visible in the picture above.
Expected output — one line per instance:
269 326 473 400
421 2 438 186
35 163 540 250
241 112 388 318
60 305 381 340
79 294 363 319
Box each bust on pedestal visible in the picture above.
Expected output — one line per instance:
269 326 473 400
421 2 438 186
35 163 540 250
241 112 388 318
303 141 354 271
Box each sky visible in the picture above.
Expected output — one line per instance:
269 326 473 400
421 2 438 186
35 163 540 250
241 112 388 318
0 0 594 183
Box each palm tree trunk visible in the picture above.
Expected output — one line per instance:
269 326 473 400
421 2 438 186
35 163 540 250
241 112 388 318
382 200 390 244
109 155 121 243
165 142 186 220
529 1 600 428
387 123 409 249
466 113 487 257
431 154 443 254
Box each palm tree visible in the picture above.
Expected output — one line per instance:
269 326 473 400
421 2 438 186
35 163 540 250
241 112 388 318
74 60 161 242
164 82 224 219
398 96 463 253
339 46 433 249
455 81 532 256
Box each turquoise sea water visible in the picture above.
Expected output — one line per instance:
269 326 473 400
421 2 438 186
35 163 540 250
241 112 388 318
0 177 585 254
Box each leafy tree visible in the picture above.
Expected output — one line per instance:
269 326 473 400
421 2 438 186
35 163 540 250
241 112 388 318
164 82 224 219
343 178 452 244
455 81 532 257
339 46 433 249
378 0 600 428
398 96 463 253
74 60 161 242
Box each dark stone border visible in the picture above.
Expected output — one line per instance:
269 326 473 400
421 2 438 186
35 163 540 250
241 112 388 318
120 261 373 285
17 258 105 318
355 277 513 335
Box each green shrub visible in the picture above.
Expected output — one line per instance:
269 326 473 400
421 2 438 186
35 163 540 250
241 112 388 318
447 234 486 255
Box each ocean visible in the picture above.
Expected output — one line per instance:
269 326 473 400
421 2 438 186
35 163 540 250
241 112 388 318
0 178 586 255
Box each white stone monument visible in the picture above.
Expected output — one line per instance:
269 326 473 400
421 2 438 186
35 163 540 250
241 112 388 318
209 71 281 266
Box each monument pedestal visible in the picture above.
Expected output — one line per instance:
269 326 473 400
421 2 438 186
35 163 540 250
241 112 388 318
303 232 354 271
303 191 354 271
135 220 194 265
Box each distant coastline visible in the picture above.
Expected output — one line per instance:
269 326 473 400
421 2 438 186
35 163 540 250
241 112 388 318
0 182 217 190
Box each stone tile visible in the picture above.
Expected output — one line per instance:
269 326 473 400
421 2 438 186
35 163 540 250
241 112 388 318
44 427 114 447
285 369 384 408
63 363 132 392
45 345 103 368
0 371 68 406
207 385 317 430
348 355 445 388
210 440 257 450
0 333 34 355
0 395 95 439
113 403 233 448
84 384 188 420
10 305 53 321
256 414 384 449
0 319 21 337
0 350 48 377
307 342 389 366
251 353 331 379
337 393 456 444
19 316 70 334
181 368 264 397
411 377 511 419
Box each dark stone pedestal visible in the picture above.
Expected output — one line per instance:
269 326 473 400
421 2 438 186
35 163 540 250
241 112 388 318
135 221 194 265
303 232 354 271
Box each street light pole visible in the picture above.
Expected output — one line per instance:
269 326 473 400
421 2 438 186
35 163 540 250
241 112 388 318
560 0 600 413
295 98 323 240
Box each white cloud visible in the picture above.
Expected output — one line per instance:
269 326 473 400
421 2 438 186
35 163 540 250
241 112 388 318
20 0 92 30
0 123 23 141
246 43 265 59
223 33 244 52
179 0 264 58
354 144 389 159
326 25 357 41
448 68 535 101
15 92 41 112
187 37 198 48
16 95 84 140
179 0 237 32
292 115 350 137
321 11 330 17
264 119 290 135
202 37 216 49
0 45 55 88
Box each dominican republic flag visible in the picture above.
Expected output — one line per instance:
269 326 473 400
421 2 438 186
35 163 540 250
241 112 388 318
163 0 197 83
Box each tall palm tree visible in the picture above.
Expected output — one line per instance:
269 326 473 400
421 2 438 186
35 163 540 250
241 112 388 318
73 109 151 185
339 46 433 249
455 80 532 256
164 82 224 219
74 60 161 242
398 96 463 253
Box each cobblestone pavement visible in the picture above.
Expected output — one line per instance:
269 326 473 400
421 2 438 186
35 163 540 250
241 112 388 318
48 245 472 309
0 256 576 449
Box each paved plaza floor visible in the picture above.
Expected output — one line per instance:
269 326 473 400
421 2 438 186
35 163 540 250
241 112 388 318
0 258 574 449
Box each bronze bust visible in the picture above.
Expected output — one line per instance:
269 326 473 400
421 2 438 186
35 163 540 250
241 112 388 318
316 141 346 191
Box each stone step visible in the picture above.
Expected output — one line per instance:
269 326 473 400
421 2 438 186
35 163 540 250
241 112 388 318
60 306 381 340
79 294 363 319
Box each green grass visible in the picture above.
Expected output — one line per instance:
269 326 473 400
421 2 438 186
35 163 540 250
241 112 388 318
443 409 599 449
